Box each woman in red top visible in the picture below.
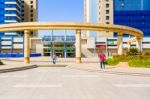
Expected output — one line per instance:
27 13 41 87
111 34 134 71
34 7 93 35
98 51 106 69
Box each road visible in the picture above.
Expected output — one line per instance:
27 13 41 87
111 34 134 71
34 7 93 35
0 67 150 99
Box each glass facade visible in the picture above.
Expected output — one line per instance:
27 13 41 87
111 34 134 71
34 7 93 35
0 0 5 36
42 36 75 57
0 0 22 37
114 0 150 37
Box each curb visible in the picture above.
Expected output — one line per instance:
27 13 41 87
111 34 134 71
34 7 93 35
38 64 67 67
0 65 38 73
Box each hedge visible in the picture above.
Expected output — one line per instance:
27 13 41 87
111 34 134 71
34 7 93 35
105 58 119 66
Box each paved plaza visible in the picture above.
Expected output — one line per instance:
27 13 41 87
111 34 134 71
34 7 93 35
0 57 150 99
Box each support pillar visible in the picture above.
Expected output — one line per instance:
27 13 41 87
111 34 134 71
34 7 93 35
127 42 131 50
24 30 30 64
76 30 82 63
117 33 123 55
136 37 142 52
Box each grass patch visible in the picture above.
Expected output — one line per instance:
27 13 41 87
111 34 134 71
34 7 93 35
128 59 150 68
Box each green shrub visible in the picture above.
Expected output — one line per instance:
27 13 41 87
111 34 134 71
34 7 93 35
142 50 150 56
113 55 130 62
127 48 139 56
105 58 119 66
0 60 4 65
107 50 150 67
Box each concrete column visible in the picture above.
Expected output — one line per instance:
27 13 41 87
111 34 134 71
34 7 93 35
76 30 82 63
24 30 30 64
136 37 142 52
117 33 123 55
127 42 131 50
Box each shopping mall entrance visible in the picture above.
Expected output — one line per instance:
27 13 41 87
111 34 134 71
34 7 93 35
42 36 75 58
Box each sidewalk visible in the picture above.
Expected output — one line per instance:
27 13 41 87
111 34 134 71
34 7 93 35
0 57 150 76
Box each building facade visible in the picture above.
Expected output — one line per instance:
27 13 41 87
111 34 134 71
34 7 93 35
21 0 38 22
84 0 114 38
114 0 150 37
0 0 38 37
21 0 38 37
41 36 75 58
84 0 150 38
83 0 150 57
0 0 5 37
0 0 22 37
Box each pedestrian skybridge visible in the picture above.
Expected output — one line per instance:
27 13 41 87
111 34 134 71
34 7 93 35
0 22 143 64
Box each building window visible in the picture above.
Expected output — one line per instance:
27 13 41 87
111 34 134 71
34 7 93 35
106 4 109 8
106 22 109 24
30 10 33 12
30 1 33 4
106 0 109 2
31 19 33 21
31 5 33 8
30 14 33 17
106 16 109 20
106 10 109 14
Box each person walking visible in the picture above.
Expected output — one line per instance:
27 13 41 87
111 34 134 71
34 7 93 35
98 51 106 69
52 55 57 64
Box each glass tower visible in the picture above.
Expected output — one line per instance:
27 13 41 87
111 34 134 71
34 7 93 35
0 0 22 37
114 0 150 37
0 0 5 37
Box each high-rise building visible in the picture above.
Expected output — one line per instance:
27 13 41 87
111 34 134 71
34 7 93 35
0 0 38 37
21 0 38 22
21 0 38 37
0 0 5 37
0 0 22 37
114 0 150 37
84 0 114 38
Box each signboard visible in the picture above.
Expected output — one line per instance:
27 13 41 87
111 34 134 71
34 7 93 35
107 41 117 45
96 45 106 49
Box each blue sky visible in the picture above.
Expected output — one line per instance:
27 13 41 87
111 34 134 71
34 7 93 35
38 0 83 37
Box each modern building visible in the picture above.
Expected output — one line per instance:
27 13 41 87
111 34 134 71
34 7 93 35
0 0 38 56
114 0 150 38
21 0 38 37
0 34 75 58
41 36 75 58
84 0 114 38
83 0 150 56
0 0 149 58
84 0 150 38
0 0 22 37
0 0 5 37
113 0 150 51
21 0 38 22
0 0 38 37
